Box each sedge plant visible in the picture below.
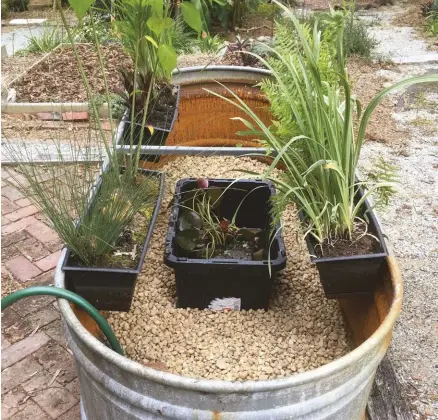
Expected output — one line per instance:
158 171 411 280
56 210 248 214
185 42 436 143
207 2 438 248
2 0 195 268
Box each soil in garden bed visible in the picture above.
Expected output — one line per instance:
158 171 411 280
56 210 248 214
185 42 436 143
314 230 381 258
11 44 131 102
107 156 350 381
128 83 178 132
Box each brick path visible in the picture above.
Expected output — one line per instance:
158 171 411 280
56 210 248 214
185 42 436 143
1 167 80 419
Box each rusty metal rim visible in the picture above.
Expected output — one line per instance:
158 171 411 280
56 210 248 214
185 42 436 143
56 65 403 394
56 245 402 394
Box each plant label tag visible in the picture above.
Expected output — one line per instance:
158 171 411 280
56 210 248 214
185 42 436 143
208 297 241 311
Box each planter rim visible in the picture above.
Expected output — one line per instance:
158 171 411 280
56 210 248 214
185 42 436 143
164 177 286 269
172 65 272 76
56 252 402 394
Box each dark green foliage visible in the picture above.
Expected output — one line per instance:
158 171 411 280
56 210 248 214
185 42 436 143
300 12 378 59
344 17 378 58
168 18 196 54
175 183 263 259
6 0 29 12
2 1 9 18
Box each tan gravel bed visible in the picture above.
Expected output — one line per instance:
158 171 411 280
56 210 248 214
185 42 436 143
108 156 350 381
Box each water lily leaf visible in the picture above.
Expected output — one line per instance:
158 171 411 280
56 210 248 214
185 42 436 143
207 187 223 209
178 210 202 231
176 229 201 251
238 228 262 242
252 249 264 261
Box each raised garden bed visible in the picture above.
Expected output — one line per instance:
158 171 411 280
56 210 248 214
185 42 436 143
9 43 130 102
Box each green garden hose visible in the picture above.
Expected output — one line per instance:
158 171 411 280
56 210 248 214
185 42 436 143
1 286 124 355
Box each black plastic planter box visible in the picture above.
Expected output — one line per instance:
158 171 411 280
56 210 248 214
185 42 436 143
116 85 181 162
164 178 287 310
62 169 165 312
301 190 388 299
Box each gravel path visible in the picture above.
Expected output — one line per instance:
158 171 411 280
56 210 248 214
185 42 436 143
361 3 438 64
358 44 438 420
108 156 350 381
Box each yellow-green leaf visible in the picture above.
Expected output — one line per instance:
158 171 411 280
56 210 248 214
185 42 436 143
158 44 177 76
180 2 203 33
69 0 94 20
144 35 158 48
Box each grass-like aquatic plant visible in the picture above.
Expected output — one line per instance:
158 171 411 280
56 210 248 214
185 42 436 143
207 2 438 245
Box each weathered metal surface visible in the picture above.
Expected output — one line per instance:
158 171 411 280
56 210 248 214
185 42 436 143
56 66 403 420
57 253 402 420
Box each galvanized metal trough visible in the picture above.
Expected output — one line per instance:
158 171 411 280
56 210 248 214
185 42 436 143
55 66 403 420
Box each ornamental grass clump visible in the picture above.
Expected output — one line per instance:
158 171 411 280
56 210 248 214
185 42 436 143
209 2 438 248
2 0 185 268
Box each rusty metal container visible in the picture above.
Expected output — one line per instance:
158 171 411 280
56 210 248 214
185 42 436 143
56 66 403 420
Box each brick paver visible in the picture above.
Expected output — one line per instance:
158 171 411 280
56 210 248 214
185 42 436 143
1 332 50 369
1 173 80 419
5 256 42 282
35 251 62 272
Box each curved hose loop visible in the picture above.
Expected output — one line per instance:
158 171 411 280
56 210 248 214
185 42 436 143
1 286 124 355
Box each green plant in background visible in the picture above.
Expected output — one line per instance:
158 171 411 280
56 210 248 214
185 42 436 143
6 0 29 12
197 32 224 53
168 17 197 54
17 25 69 55
209 1 438 245
344 16 378 58
90 93 126 120
17 13 115 56
424 0 438 36
2 1 9 18
426 14 438 36
299 8 378 59
74 13 116 43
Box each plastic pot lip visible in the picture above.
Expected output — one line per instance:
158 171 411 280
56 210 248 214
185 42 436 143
164 177 286 270
61 168 165 275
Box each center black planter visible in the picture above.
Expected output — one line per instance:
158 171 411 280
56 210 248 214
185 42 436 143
116 85 181 162
164 178 287 310
62 169 165 312
301 191 388 299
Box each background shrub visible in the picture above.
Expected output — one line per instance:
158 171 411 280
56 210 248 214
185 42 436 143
2 1 9 18
6 0 29 12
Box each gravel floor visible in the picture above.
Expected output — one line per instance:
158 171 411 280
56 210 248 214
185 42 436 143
107 156 350 381
359 59 438 419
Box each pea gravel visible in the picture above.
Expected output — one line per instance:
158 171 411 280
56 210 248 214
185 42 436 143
107 156 350 381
